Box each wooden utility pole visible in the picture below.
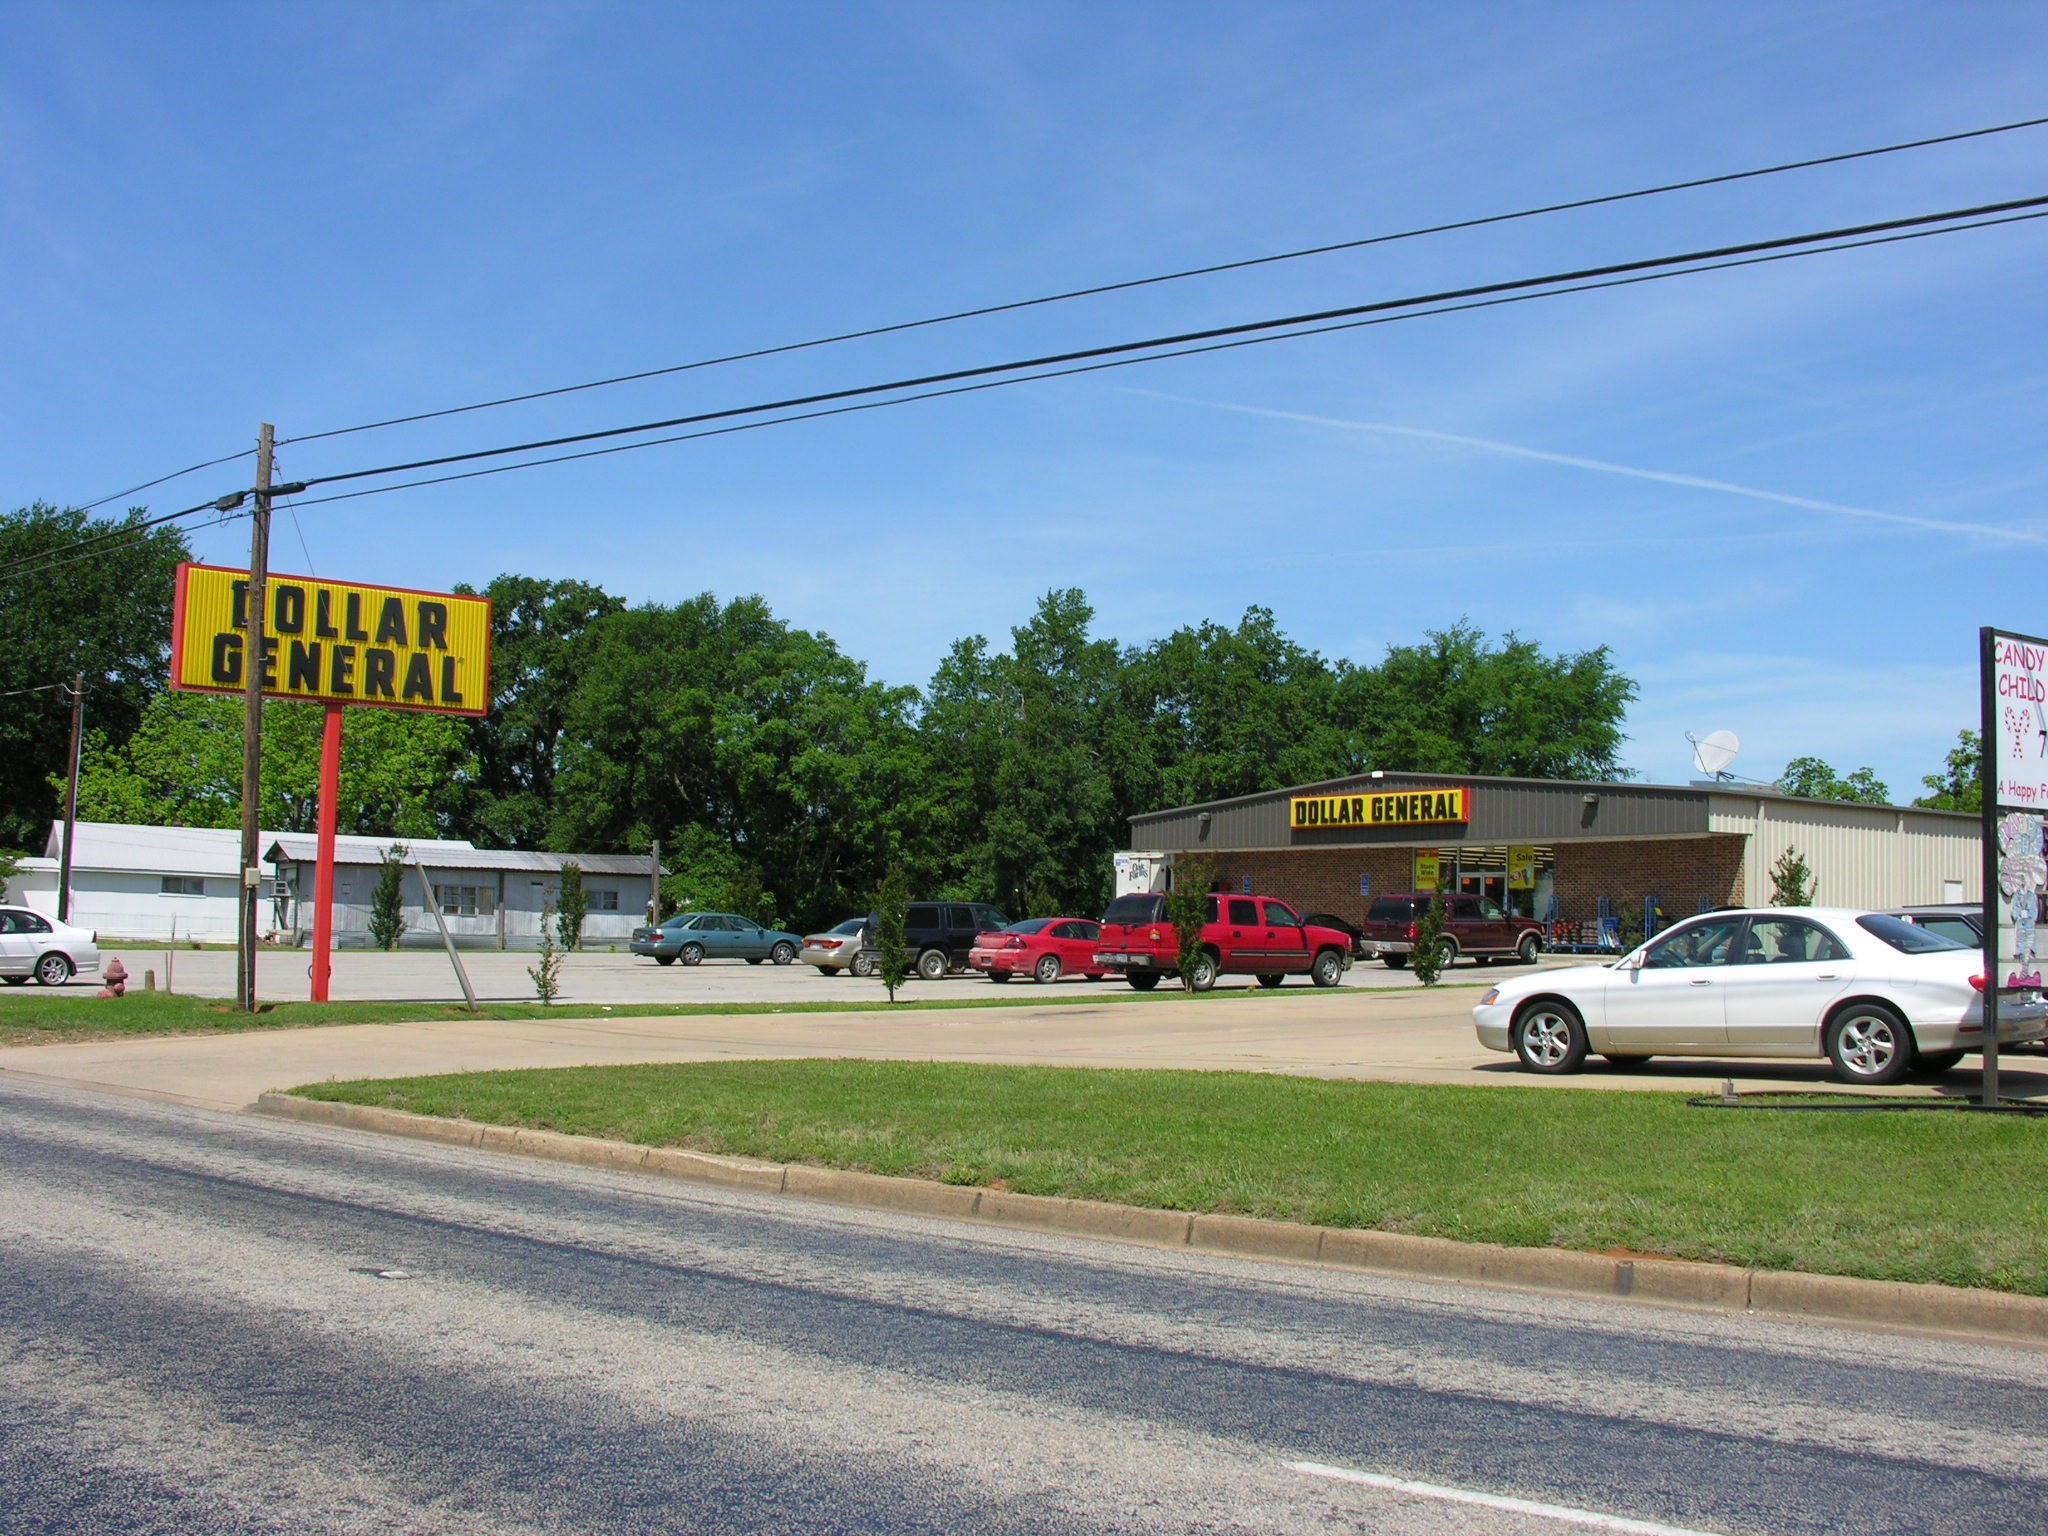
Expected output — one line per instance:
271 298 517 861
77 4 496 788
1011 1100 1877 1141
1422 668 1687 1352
57 672 82 921
236 424 274 1012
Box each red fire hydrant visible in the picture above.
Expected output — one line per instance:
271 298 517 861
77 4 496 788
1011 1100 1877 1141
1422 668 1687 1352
98 957 128 999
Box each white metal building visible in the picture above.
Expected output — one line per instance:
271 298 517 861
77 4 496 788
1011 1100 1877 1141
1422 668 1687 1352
9 821 658 949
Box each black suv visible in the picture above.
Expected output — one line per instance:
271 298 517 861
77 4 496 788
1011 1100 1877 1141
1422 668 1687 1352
868 901 1012 980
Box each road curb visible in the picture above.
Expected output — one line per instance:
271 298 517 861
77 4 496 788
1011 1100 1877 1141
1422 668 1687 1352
254 1092 2048 1345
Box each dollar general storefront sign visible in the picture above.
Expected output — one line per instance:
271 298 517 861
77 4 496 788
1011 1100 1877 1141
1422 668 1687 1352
1290 787 1469 830
170 563 490 717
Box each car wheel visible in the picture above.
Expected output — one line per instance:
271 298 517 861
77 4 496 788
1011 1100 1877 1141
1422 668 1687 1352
1437 937 1460 968
33 953 73 987
1602 1054 1651 1068
655 954 676 967
850 950 877 978
916 948 948 981
1827 1002 1915 1085
1128 972 1161 991
770 941 796 966
1382 954 1408 970
680 942 704 967
988 971 1011 983
1034 954 1062 984
1912 1050 1966 1076
1517 933 1541 965
1512 999 1588 1074
1256 973 1284 989
1310 949 1345 988
1188 952 1219 992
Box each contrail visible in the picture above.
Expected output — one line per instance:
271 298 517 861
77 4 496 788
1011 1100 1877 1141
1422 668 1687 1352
1131 391 2046 545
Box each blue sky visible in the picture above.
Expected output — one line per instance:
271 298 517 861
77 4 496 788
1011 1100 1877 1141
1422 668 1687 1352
4 2 2044 798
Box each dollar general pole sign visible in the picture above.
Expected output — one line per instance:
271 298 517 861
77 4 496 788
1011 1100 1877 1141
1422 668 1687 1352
171 563 490 715
170 562 491 1006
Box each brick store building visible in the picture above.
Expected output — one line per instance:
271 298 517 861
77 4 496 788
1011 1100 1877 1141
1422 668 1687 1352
1117 772 1978 949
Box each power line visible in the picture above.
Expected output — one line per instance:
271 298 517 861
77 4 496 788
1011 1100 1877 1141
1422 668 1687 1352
266 207 2048 515
272 113 2048 449
280 193 2048 497
71 448 256 517
0 496 245 585
7 192 2042 588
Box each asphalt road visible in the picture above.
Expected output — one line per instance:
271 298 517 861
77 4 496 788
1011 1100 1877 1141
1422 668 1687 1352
5 1075 2044 1536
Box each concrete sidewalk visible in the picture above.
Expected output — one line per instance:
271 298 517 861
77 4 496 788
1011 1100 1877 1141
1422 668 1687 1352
9 986 2047 1112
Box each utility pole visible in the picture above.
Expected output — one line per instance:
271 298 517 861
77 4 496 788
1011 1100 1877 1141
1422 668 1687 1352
57 672 82 922
236 424 274 1012
650 837 662 924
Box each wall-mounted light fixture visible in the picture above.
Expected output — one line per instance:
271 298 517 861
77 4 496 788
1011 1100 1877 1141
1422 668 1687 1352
1582 793 1600 805
1197 810 1212 838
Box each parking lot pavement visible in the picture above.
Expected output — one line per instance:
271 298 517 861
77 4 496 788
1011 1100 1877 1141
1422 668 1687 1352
79 945 1571 1005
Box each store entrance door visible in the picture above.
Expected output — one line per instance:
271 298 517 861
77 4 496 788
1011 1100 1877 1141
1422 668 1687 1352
1460 871 1506 908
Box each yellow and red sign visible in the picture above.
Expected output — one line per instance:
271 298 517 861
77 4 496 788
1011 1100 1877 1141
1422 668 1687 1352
170 563 490 716
1290 786 1469 831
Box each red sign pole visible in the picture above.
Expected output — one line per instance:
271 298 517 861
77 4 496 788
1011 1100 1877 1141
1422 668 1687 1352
310 704 344 1003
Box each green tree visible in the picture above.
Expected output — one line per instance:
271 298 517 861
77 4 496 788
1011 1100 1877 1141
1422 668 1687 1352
369 846 408 949
1915 730 1982 813
1165 856 1214 991
1410 890 1450 985
0 502 192 847
453 575 624 848
1776 757 1890 805
555 861 586 951
871 862 909 1002
0 849 19 901
1336 622 1636 780
1769 847 1817 906
66 692 475 836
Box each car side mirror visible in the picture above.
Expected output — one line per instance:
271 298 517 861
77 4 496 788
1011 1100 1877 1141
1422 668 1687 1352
1615 950 1644 972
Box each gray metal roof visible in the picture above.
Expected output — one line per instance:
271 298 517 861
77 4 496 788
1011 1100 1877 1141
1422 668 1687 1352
264 836 658 876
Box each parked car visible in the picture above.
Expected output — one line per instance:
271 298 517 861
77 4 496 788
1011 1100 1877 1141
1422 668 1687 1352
1298 911 1367 959
0 905 101 987
1881 904 1982 948
1359 892 1545 968
875 901 1013 981
1472 906 2048 1085
1093 891 1352 990
629 911 802 966
968 918 1106 983
801 917 876 977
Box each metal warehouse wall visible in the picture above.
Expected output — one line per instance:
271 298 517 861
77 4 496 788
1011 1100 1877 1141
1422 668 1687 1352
1708 794 1978 907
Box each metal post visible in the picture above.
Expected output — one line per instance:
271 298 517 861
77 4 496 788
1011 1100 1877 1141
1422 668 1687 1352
237 424 274 1012
57 672 82 921
650 837 662 923
1980 626 2000 1109
414 856 478 1012
309 704 343 1002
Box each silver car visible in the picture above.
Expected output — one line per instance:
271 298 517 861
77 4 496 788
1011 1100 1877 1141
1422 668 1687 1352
1473 906 2048 1085
801 917 875 977
0 905 102 987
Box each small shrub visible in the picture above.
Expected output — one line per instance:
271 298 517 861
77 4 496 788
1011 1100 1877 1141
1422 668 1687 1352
556 861 587 951
1411 890 1449 985
1165 857 1214 990
369 845 408 951
528 897 563 1006
1769 847 1816 906
872 863 910 1002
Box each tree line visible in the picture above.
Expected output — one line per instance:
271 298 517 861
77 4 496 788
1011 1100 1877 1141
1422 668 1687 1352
11 500 1638 930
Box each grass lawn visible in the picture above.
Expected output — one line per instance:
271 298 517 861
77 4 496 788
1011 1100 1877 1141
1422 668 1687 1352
295 1059 2048 1296
0 981 1355 1047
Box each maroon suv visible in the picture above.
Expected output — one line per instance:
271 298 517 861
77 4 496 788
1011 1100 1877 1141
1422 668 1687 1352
1359 892 1544 968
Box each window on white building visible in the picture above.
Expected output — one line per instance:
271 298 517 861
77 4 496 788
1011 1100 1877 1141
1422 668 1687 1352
588 888 620 911
161 875 205 896
434 884 494 917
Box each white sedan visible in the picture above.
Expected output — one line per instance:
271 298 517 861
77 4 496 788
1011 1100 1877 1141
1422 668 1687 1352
0 905 102 987
1473 906 2046 1085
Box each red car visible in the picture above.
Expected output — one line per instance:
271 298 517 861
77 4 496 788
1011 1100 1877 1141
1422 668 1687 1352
968 918 1107 983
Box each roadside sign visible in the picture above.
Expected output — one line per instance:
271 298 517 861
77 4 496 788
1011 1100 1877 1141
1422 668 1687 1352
1979 626 2048 1106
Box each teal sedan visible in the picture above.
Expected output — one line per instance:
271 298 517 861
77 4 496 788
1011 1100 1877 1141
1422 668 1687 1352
630 911 803 966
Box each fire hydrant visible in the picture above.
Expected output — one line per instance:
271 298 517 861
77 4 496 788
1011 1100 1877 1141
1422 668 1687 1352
98 957 128 999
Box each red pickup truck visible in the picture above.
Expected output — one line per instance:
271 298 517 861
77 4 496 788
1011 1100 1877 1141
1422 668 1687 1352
1093 892 1353 991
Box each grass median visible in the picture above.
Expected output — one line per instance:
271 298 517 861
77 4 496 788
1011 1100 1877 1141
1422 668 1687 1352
294 1059 2048 1296
0 981 1367 1047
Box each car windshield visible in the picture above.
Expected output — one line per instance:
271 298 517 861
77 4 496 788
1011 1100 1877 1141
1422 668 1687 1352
1858 913 1970 954
829 918 865 935
1006 919 1055 934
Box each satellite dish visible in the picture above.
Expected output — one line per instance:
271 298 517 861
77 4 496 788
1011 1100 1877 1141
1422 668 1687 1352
1687 730 1741 780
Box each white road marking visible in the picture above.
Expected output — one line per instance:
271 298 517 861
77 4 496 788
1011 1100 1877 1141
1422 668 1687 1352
1287 1460 1726 1535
